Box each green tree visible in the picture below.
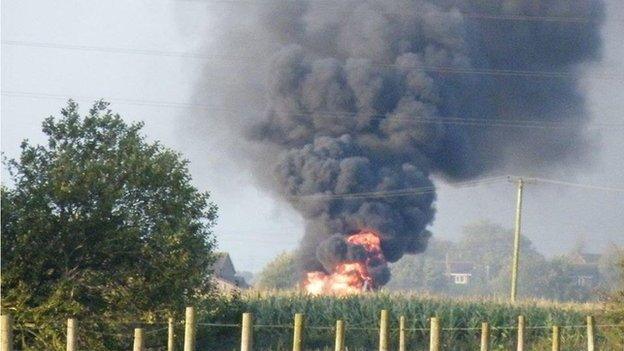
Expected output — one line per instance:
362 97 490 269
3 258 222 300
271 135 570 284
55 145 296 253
598 244 624 293
387 239 452 292
1 101 218 350
604 257 624 345
456 221 547 297
256 252 299 290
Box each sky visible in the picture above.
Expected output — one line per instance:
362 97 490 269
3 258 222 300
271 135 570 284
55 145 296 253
2 0 623 274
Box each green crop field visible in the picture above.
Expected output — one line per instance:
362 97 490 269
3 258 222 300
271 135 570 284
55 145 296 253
184 291 622 351
11 291 621 350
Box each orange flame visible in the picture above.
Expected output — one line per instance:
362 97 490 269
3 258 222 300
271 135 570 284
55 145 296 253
302 230 384 295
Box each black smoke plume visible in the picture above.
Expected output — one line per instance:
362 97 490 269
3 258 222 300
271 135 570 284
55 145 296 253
189 0 604 286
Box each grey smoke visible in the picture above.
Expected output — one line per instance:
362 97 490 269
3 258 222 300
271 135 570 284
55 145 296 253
191 0 604 286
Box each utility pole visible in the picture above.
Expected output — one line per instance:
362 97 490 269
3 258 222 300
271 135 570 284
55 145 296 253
510 177 524 303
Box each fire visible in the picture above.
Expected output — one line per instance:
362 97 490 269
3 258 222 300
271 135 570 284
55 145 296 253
302 230 385 295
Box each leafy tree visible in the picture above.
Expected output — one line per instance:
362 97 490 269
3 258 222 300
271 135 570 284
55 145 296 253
602 256 624 345
598 244 624 293
387 239 451 291
452 221 550 298
256 252 299 290
1 101 218 350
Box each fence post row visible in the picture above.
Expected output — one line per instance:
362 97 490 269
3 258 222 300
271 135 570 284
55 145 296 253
293 313 304 351
241 312 253 351
184 307 196 351
430 317 440 351
379 309 389 351
0 310 612 350
1 315 13 351
517 315 525 351
133 328 144 351
66 318 77 351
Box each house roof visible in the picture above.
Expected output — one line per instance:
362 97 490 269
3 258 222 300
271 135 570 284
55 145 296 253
573 264 600 276
212 252 233 270
211 252 236 278
567 251 601 265
579 253 601 264
447 261 475 274
210 252 250 288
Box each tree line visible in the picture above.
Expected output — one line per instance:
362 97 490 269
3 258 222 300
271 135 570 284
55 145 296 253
256 222 623 302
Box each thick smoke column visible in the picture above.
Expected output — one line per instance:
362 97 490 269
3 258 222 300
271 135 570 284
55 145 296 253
192 0 604 287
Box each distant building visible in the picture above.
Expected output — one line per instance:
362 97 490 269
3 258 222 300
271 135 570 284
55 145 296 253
211 252 249 292
444 255 475 285
566 252 601 288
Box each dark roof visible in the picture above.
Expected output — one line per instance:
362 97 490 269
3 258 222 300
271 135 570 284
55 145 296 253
567 251 602 265
448 261 475 274
210 252 250 288
212 252 231 270
572 264 600 276
579 253 601 264
211 252 236 279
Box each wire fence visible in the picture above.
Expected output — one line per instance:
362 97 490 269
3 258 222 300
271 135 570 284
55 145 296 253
2 309 623 351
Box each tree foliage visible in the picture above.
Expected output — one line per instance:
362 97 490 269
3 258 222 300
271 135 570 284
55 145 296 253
388 220 610 302
1 101 218 350
256 252 299 290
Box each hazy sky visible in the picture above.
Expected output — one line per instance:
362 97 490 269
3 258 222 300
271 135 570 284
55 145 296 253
2 0 623 273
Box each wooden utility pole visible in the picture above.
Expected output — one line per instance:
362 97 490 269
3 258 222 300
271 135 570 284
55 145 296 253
510 178 524 303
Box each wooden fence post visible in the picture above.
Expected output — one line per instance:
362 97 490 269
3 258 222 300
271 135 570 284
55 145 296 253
133 328 144 351
168 317 175 351
586 316 595 351
399 316 406 351
1 315 13 351
184 307 196 351
429 317 440 351
66 318 77 351
293 313 304 351
480 322 490 351
552 326 560 351
517 315 525 351
241 312 253 351
334 320 345 351
379 310 389 351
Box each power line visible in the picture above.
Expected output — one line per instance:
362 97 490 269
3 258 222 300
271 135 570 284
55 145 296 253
232 175 624 201
526 177 624 193
4 40 623 81
291 176 507 200
4 90 624 130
